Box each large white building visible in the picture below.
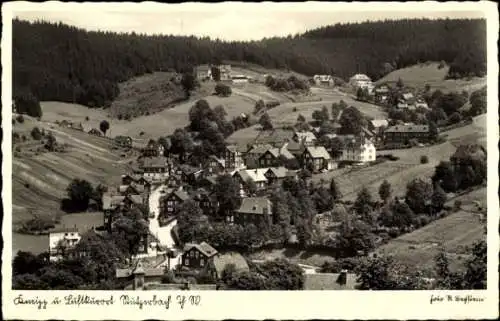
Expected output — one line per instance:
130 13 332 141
341 136 376 163
349 74 374 93
49 228 81 262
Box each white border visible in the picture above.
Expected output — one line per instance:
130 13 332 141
2 1 499 320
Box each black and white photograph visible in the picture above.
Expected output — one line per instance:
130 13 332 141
2 1 498 319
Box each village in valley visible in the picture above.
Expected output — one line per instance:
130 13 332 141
10 14 488 291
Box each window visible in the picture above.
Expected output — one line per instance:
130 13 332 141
185 258 189 266
200 258 204 265
195 251 199 259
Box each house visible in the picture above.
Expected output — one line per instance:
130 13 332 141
302 146 334 172
224 145 246 171
192 189 219 217
368 119 389 132
206 252 250 280
284 141 306 159
244 144 273 167
313 75 334 86
49 227 81 262
397 92 417 110
233 169 268 191
121 174 141 186
181 242 218 269
196 65 211 81
374 85 390 104
258 146 295 168
293 131 317 146
303 270 359 290
384 124 431 146
230 197 272 226
165 175 182 188
231 74 249 84
349 74 373 92
217 64 232 81
102 194 126 230
161 188 190 217
142 140 165 157
88 128 102 136
204 155 225 175
141 156 171 181
123 194 146 210
180 165 204 185
341 136 376 163
264 167 289 186
118 184 141 196
114 135 133 149
115 260 164 290
415 98 429 109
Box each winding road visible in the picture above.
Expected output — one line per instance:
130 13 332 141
148 185 182 269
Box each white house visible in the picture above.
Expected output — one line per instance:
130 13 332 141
49 228 81 262
231 74 249 84
349 74 373 92
341 136 376 163
313 75 334 86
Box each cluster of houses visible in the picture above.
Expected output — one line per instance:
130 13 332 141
195 64 251 84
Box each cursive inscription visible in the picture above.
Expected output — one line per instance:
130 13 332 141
13 294 48 310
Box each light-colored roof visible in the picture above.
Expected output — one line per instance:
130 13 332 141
49 227 79 234
212 252 250 276
238 169 268 183
294 131 317 143
142 156 169 168
266 167 288 178
144 283 217 290
370 119 389 128
305 146 331 160
102 194 125 210
126 194 143 204
350 74 371 81
402 92 415 100
226 144 248 153
304 273 358 290
184 241 218 257
235 197 271 215
385 124 429 133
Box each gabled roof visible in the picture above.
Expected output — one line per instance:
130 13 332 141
304 146 331 160
350 74 371 81
285 141 305 153
235 197 271 215
237 169 268 183
126 194 143 205
294 131 317 143
115 260 164 279
226 144 248 153
212 252 250 276
247 144 273 155
102 194 125 210
370 119 389 128
184 241 218 257
169 189 190 201
265 167 288 178
385 124 429 133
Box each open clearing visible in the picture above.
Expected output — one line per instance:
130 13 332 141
375 62 486 93
376 188 486 273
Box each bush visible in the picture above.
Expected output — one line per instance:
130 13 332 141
215 83 232 97
85 116 89 121
420 155 429 164
31 127 42 140
117 114 123 120
292 107 297 112
139 131 145 136
124 114 131 121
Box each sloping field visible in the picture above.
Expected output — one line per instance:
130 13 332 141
12 121 131 225
375 62 486 93
376 188 486 273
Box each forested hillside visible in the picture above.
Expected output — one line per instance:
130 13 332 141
13 18 486 114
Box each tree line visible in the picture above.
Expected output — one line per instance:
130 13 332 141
13 18 486 115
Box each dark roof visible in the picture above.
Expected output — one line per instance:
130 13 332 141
304 272 358 290
235 197 271 215
247 144 273 155
184 241 218 257
253 129 294 146
385 124 429 133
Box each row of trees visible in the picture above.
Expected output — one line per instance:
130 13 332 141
14 18 485 111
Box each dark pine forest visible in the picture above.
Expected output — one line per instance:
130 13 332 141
13 18 486 114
